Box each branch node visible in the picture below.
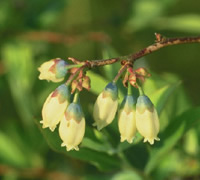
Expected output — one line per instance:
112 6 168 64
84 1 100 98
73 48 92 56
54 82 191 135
155 33 167 43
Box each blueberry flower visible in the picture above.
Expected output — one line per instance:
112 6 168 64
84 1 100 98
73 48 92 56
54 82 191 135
40 84 70 131
38 58 68 82
93 82 118 130
136 95 160 145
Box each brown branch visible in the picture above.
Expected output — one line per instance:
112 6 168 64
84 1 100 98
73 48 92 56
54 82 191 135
129 35 200 62
88 57 122 67
86 34 200 67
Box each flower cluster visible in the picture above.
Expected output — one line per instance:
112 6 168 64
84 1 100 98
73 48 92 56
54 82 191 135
93 82 160 145
39 59 85 151
38 58 160 152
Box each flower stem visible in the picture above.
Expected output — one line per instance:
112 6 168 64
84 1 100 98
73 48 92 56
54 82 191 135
73 91 79 103
128 82 132 96
65 66 85 86
113 64 128 83
138 85 145 95
66 64 83 70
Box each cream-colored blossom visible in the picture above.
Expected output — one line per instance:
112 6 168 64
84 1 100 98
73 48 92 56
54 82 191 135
59 103 85 151
38 58 67 82
40 84 70 131
136 95 160 145
118 95 136 143
93 82 118 130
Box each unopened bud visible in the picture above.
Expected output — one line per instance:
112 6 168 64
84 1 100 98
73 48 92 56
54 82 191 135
38 58 68 82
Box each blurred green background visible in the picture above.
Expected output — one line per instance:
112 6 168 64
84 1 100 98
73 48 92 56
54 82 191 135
0 0 200 179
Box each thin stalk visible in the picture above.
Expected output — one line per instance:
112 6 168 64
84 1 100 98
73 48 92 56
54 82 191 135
113 65 128 83
65 66 85 86
127 82 132 96
138 85 145 95
73 91 79 103
66 64 82 70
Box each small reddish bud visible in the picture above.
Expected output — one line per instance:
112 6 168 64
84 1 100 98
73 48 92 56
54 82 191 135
122 72 129 88
70 67 79 74
82 76 91 91
129 73 137 87
135 68 151 77
71 79 83 93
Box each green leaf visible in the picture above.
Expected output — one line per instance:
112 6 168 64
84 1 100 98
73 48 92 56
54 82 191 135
144 107 200 174
154 149 200 180
111 170 143 180
88 71 124 98
68 148 120 171
184 129 199 155
2 42 36 127
126 0 176 32
158 15 200 33
81 137 115 155
0 131 28 167
36 120 121 171
150 81 181 115
87 71 109 95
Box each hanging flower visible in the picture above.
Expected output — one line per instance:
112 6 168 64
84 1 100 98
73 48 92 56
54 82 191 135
38 58 68 82
136 95 160 145
59 102 85 151
118 95 137 143
93 82 118 130
40 84 70 131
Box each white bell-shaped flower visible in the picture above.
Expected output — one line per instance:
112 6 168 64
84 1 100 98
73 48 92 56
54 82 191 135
93 82 118 130
59 101 85 151
118 95 137 143
136 95 160 145
38 58 68 82
40 84 70 131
